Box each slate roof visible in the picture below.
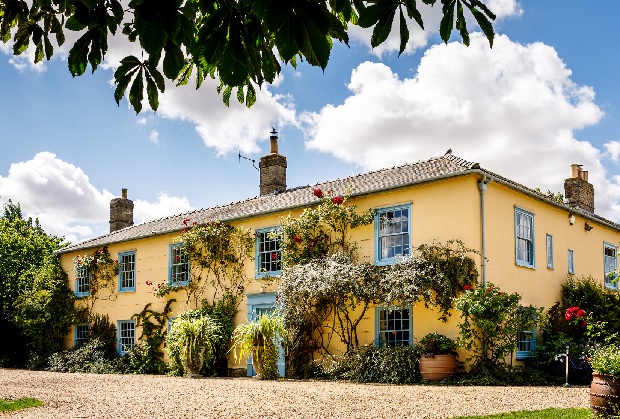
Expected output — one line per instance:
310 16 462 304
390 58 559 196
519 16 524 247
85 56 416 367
57 154 620 254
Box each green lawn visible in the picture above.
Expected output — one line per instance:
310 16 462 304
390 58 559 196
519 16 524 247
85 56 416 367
449 408 591 419
0 397 43 412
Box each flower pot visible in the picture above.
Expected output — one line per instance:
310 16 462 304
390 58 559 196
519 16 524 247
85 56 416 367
591 373 620 417
184 358 202 378
419 354 457 381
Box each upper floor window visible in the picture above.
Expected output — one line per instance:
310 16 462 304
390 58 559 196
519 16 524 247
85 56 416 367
75 266 90 297
169 244 189 285
568 249 575 275
256 228 282 278
74 323 89 347
515 208 535 268
375 204 411 265
546 234 553 269
118 251 136 292
604 243 618 290
375 307 412 347
117 320 136 355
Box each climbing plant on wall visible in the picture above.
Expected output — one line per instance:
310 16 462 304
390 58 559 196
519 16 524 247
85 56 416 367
73 246 119 314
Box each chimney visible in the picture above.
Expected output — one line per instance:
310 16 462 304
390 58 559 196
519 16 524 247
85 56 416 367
259 128 287 196
564 164 594 213
110 188 134 232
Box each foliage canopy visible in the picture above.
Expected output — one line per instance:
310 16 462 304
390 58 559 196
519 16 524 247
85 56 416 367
0 0 496 113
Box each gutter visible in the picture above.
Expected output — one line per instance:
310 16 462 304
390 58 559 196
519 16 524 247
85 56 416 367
477 175 493 288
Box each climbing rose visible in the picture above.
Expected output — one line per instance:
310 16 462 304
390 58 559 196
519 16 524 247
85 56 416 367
464 284 472 291
313 188 324 198
332 196 344 205
293 235 302 243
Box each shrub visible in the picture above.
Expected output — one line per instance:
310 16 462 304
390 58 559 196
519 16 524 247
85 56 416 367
47 338 128 374
590 344 620 379
414 333 458 356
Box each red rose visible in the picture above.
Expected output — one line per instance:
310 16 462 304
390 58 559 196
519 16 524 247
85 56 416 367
332 196 344 205
313 188 324 198
271 253 278 261
579 320 587 328
293 235 302 243
564 313 573 321
577 309 587 318
464 284 472 291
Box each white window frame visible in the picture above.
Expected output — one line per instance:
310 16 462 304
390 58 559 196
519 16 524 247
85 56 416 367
255 227 282 278
374 204 412 266
118 250 136 292
568 249 575 275
546 234 553 269
604 242 618 290
375 307 412 348
515 207 535 268
117 320 136 355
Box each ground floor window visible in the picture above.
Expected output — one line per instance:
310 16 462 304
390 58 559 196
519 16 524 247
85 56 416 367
117 320 136 355
375 307 411 347
74 323 89 347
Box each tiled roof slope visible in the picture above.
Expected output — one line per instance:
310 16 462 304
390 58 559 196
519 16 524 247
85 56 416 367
57 154 620 254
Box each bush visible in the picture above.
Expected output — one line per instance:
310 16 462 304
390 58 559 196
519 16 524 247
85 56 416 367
590 344 620 379
47 338 128 374
323 345 421 384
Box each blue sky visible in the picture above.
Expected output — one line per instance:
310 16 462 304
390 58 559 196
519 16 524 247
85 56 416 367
2 0 620 244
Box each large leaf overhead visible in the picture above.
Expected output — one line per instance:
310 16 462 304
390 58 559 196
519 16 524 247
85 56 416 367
0 0 496 114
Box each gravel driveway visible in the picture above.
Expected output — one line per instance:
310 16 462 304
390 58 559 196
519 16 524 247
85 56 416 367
0 369 589 418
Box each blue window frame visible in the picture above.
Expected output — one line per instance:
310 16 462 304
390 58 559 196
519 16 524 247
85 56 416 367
568 249 575 274
75 266 90 297
118 251 136 292
546 234 553 269
246 293 285 377
255 227 282 278
375 307 412 347
169 244 189 285
117 320 136 355
515 207 535 268
74 323 89 347
375 204 411 265
604 243 618 290
516 328 537 360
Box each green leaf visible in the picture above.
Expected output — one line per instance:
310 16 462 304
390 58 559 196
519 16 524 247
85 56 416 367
403 0 424 29
439 0 456 44
147 64 166 92
298 10 331 69
144 71 159 111
176 63 193 86
456 1 469 46
65 16 87 31
114 71 134 104
87 32 102 72
245 83 256 108
67 32 91 76
80 0 100 11
34 39 44 64
162 41 184 80
44 34 53 60
222 85 232 107
218 19 250 87
469 3 494 47
369 2 398 48
128 67 144 114
236 85 244 104
274 10 300 64
398 7 408 56
135 12 167 55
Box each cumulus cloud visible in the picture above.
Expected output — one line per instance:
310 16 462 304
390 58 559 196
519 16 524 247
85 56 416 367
348 0 521 57
0 153 194 243
302 33 620 221
149 130 160 145
605 141 620 163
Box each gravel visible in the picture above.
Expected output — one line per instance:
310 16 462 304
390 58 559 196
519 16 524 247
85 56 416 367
0 369 590 418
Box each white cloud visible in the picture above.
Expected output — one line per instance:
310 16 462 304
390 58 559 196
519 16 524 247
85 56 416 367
302 33 620 222
134 193 194 224
605 141 620 162
149 130 160 145
0 153 194 243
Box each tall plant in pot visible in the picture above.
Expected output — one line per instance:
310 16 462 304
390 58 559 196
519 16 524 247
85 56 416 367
166 310 220 378
414 332 459 381
231 313 286 380
590 343 620 417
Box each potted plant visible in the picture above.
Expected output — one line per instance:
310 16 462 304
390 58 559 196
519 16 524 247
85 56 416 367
166 311 220 378
589 344 620 417
230 312 286 380
414 332 458 381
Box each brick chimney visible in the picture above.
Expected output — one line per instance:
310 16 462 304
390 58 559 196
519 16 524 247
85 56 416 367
564 164 594 213
110 188 134 232
259 129 287 196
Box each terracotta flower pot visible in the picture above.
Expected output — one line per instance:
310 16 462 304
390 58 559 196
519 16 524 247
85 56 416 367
591 373 620 417
419 354 457 381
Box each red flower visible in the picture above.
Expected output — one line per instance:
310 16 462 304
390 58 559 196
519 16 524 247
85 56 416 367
313 188 324 198
293 235 302 243
332 196 344 205
579 320 587 328
271 253 278 261
464 284 472 291
564 312 572 321
577 309 587 318
176 256 180 262
146 280 152 286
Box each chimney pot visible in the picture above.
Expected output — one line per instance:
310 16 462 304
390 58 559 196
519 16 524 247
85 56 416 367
270 128 278 154
570 164 581 178
122 188 128 199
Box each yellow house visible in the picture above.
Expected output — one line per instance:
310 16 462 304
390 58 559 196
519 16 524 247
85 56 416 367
57 133 620 376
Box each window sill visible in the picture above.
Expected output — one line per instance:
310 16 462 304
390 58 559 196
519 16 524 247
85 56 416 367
516 261 536 270
255 272 281 280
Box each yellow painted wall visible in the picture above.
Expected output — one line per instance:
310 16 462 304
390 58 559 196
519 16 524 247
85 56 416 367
60 172 620 371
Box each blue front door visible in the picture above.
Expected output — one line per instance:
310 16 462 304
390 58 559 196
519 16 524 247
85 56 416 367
246 293 285 377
